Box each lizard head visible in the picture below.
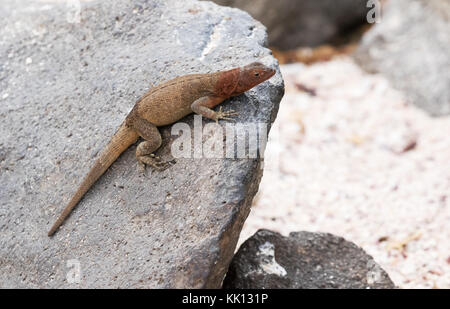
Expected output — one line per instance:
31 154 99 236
232 62 275 95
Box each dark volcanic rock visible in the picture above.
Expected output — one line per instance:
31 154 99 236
0 0 284 288
223 230 395 289
354 0 450 116
210 0 369 50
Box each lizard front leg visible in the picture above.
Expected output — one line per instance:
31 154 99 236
191 96 239 123
130 116 173 171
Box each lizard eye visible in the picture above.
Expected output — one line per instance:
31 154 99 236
254 72 260 77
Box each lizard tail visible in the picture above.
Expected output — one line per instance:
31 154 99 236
48 122 139 236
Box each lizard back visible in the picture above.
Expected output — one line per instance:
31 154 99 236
132 72 220 126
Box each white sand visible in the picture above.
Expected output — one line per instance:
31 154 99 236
240 57 450 289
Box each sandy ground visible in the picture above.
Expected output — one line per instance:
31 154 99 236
239 57 450 289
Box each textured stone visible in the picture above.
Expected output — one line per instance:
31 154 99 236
354 0 450 116
0 0 284 288
224 230 395 289
209 0 369 50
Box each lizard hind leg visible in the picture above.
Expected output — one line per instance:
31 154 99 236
131 117 173 172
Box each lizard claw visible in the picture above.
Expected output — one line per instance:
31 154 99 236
152 159 175 171
215 106 239 123
138 161 147 173
137 155 176 172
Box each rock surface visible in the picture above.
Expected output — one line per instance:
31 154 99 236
224 230 395 289
209 0 369 50
354 0 450 116
0 0 284 288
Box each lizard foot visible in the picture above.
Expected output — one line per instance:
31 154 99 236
215 106 239 123
138 155 175 172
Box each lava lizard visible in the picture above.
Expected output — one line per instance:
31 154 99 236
48 62 275 236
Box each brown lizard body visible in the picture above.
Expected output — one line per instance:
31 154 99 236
48 62 275 236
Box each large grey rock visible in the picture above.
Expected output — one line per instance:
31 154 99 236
209 0 369 50
223 230 395 289
354 0 450 116
0 0 284 288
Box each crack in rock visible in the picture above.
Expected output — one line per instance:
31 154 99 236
199 17 227 61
